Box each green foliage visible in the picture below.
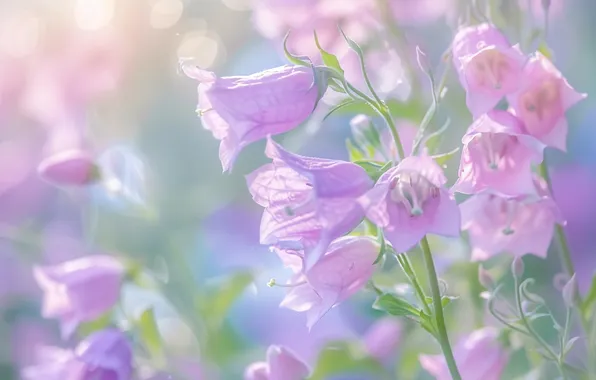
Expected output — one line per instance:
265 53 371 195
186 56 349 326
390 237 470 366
313 31 344 76
137 308 164 359
373 293 420 319
78 312 113 338
308 341 389 380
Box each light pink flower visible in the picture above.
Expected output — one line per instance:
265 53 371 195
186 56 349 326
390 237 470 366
363 317 402 362
33 255 124 338
244 345 310 380
420 327 508 380
452 110 544 197
507 52 587 151
452 23 526 117
279 236 379 329
247 138 372 270
183 64 324 172
460 178 562 261
358 155 460 253
37 114 97 186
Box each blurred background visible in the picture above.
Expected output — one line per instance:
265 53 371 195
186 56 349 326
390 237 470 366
1 0 595 379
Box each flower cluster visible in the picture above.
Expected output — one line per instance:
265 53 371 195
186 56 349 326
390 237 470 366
451 23 585 260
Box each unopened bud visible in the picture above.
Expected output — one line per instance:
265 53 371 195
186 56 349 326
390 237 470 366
562 274 578 308
542 0 551 11
267 278 276 288
511 256 524 279
478 266 495 289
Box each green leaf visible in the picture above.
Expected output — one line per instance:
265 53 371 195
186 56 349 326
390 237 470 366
199 271 254 330
581 273 596 318
441 295 458 308
313 31 344 75
137 308 163 359
373 293 420 319
418 310 436 336
78 312 113 338
283 32 309 67
537 42 554 61
308 341 389 380
346 139 366 161
353 160 392 182
373 229 387 265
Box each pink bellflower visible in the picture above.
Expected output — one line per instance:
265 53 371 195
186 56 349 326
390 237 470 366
244 345 310 380
460 177 562 261
507 52 587 151
276 236 379 329
247 137 373 270
22 328 133 380
358 155 460 253
452 23 525 118
182 63 327 172
33 255 125 338
420 327 508 380
452 110 544 197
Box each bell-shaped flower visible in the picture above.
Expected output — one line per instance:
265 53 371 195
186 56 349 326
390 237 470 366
452 110 544 197
452 23 526 117
183 63 326 172
22 328 133 380
420 327 508 380
278 236 379 329
33 255 124 338
358 155 460 253
247 138 373 270
460 177 562 261
244 345 310 380
507 52 587 151
37 114 97 186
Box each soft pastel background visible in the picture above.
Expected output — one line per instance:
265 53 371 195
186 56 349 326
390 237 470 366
1 0 595 379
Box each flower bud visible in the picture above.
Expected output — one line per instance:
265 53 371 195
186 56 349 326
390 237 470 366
542 0 551 11
562 274 578 308
478 266 495 289
511 256 524 279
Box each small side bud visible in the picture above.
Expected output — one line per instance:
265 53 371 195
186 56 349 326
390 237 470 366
415 45 431 74
562 274 578 308
511 256 524 279
350 114 371 143
478 266 495 289
267 278 276 288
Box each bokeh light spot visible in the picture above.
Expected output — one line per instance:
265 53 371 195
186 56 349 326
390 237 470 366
150 0 184 29
75 0 115 30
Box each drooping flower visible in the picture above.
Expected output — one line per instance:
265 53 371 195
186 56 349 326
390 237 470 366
452 110 544 197
452 23 526 117
247 137 373 270
183 64 326 172
33 255 124 337
278 236 379 329
460 177 562 261
419 327 508 380
363 317 402 363
244 345 310 380
22 328 133 380
358 155 460 253
507 52 587 151
37 114 97 186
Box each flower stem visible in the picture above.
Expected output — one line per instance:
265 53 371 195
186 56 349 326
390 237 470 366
396 253 432 317
420 236 462 380
540 160 596 378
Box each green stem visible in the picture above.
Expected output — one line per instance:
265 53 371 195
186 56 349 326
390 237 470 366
396 254 432 317
420 236 462 380
514 276 568 378
346 82 405 160
540 160 596 379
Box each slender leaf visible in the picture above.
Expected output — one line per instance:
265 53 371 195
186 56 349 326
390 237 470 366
313 31 344 75
137 308 163 359
373 293 420 319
